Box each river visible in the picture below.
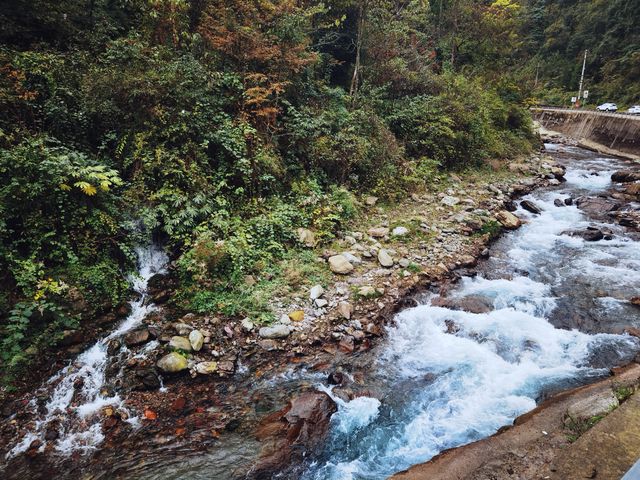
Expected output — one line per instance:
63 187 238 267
3 145 640 479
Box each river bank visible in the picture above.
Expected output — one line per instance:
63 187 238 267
4 143 640 479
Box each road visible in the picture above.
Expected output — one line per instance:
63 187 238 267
531 107 640 120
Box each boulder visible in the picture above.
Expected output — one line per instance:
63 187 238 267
328 255 354 274
377 249 394 268
564 227 604 242
554 199 565 207
503 200 518 212
157 352 188 373
189 330 204 351
495 210 522 229
611 171 640 183
392 226 409 237
521 200 542 215
169 336 192 351
259 324 292 339
576 197 620 215
124 328 150 347
254 392 337 478
368 227 389 238
364 196 378 206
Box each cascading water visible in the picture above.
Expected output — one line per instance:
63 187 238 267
303 146 640 480
7 244 168 458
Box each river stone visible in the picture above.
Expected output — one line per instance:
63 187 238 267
368 227 389 238
241 317 254 332
377 249 394 267
288 310 304 322
195 361 218 375
495 210 522 229
189 330 204 351
441 195 460 207
157 352 188 373
310 285 324 300
259 324 292 339
297 228 316 248
169 336 192 351
521 200 542 215
315 298 328 308
392 226 409 236
338 302 353 320
254 392 337 478
554 198 565 207
611 170 640 183
576 197 620 215
342 252 362 265
328 255 354 274
124 328 150 347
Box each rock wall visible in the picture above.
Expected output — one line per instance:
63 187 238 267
532 108 640 158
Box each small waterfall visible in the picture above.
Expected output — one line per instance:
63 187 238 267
8 244 168 457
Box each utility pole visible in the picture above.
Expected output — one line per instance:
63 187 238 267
577 49 588 107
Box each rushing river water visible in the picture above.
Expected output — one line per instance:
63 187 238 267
300 145 640 480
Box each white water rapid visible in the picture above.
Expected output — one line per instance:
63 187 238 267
8 244 168 458
303 146 640 480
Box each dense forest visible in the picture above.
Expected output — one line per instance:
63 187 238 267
0 0 637 382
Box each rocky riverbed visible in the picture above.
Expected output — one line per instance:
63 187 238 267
3 144 640 479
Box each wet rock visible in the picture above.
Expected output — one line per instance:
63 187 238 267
116 303 131 317
157 352 188 373
169 336 192 351
147 273 167 294
521 200 542 214
152 290 171 304
338 302 353 320
611 171 640 183
564 227 604 242
630 297 640 307
554 198 565 207
309 285 324 300
432 295 492 314
495 210 522 229
254 392 337 478
564 197 573 206
503 200 517 212
59 330 84 346
378 249 394 268
576 197 620 215
195 361 218 375
328 255 354 274
368 227 389 238
338 335 355 353
328 371 347 385
189 330 204 351
297 228 316 248
124 328 150 347
259 325 292 339
551 166 566 180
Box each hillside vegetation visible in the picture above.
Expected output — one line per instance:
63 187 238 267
0 0 635 381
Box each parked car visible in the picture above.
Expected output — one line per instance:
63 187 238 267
627 105 640 115
596 102 618 112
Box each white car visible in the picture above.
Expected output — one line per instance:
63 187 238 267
596 102 618 112
628 105 640 115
